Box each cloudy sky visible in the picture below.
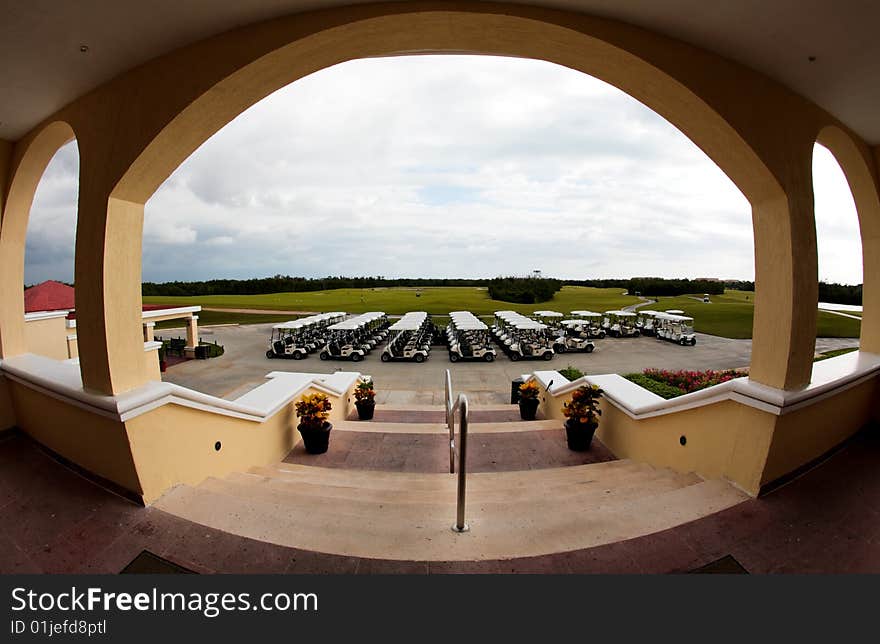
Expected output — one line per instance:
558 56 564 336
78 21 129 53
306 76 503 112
25 55 863 286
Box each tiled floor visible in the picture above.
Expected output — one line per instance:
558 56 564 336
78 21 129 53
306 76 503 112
2 425 879 574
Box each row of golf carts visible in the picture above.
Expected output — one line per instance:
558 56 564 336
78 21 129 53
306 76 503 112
447 311 497 362
266 312 346 359
380 312 433 362
536 309 696 346
492 311 557 361
267 312 391 362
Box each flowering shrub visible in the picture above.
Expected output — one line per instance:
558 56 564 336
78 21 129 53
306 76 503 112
563 385 604 425
641 368 740 394
354 379 375 403
518 381 540 400
295 393 332 427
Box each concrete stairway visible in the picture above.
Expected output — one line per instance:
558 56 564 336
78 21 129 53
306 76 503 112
154 455 748 562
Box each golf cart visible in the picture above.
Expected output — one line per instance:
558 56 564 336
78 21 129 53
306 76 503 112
635 310 659 336
447 311 496 362
605 310 641 338
265 312 346 359
381 312 431 362
570 311 607 338
554 320 596 353
320 312 387 361
655 312 697 345
532 310 564 330
492 311 555 361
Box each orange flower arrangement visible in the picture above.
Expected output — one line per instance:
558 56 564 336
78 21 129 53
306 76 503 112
562 384 604 426
518 380 540 400
295 393 332 428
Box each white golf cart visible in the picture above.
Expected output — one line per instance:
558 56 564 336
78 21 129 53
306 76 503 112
265 312 346 359
655 312 697 345
605 310 641 338
320 312 386 362
447 311 496 362
554 320 596 353
381 312 431 363
635 310 659 336
493 311 554 361
570 311 607 338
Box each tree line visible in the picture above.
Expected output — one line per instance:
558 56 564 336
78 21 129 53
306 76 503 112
139 274 863 305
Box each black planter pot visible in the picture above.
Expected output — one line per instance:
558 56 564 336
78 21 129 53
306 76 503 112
565 419 598 451
356 400 375 420
519 397 539 421
298 421 332 454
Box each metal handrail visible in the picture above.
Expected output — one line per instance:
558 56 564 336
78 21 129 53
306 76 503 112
445 369 470 533
445 369 455 473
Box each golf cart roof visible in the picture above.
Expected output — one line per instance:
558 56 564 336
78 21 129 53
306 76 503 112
665 309 685 315
570 310 601 317
638 310 659 316
272 311 345 329
388 311 428 331
533 310 563 317
449 311 488 330
495 310 547 329
616 311 636 317
328 311 385 330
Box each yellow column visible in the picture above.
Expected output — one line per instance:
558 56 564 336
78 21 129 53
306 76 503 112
749 168 818 390
75 195 148 395
143 322 155 343
185 316 199 357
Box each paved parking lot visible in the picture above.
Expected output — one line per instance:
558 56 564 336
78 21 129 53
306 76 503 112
158 323 859 402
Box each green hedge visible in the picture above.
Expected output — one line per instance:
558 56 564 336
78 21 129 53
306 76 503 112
558 366 585 381
623 374 687 399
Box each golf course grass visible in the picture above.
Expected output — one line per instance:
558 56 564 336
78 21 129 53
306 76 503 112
648 290 861 338
144 286 861 339
144 286 638 318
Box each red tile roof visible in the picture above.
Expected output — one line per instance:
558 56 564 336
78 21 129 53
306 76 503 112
24 280 75 313
25 281 179 317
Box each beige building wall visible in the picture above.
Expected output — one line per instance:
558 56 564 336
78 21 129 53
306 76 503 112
0 375 14 431
23 315 70 360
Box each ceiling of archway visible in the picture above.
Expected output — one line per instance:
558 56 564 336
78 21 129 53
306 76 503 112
2 1 878 144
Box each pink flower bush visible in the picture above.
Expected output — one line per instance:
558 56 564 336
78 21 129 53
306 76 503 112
642 368 739 394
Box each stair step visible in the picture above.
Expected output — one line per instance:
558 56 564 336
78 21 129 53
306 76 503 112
249 459 650 491
333 419 561 434
223 468 701 505
154 478 745 561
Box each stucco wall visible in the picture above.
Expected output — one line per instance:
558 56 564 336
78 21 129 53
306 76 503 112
8 380 142 495
0 375 14 431
24 316 69 360
762 379 879 486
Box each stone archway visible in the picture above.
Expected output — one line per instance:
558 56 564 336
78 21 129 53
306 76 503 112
815 125 880 353
4 3 843 395
0 120 76 358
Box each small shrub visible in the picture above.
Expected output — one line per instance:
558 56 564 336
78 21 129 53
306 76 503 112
558 366 584 381
642 368 740 393
624 374 686 399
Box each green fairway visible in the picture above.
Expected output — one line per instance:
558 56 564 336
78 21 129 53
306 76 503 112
144 286 861 339
144 285 638 318
649 292 860 339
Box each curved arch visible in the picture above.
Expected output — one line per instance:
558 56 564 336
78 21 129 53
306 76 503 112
0 121 76 358
69 4 818 392
816 125 880 351
113 9 784 206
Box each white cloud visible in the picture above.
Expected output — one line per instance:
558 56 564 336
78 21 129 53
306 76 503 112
23 55 863 286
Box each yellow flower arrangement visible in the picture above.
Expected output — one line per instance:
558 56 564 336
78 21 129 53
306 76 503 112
519 380 540 400
562 384 604 426
295 393 332 428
